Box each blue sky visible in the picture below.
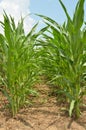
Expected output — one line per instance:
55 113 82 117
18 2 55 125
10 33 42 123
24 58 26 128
0 0 86 33
30 0 86 24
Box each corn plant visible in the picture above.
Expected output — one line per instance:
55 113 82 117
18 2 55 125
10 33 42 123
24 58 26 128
37 0 86 118
0 12 40 116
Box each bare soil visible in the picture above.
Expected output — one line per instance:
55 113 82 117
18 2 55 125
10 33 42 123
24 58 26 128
0 82 86 130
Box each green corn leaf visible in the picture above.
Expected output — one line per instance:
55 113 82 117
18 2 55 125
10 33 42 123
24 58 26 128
3 12 13 43
10 16 16 31
36 14 61 29
37 25 49 35
29 26 49 41
59 0 72 22
69 100 75 117
83 29 86 42
16 17 25 35
73 0 85 31
0 33 8 55
0 33 4 44
59 0 73 34
22 22 38 43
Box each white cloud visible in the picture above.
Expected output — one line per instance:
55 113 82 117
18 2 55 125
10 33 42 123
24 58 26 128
0 0 34 34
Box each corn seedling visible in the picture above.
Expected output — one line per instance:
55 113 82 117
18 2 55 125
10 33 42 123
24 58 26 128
37 0 86 118
0 12 40 116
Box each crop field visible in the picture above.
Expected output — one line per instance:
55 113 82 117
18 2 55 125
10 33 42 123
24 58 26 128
0 0 86 130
